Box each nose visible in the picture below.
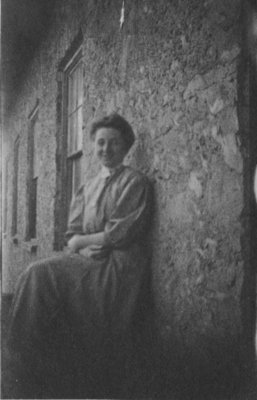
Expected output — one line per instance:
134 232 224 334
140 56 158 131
103 141 111 153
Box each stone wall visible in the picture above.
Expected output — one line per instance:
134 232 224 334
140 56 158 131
3 0 254 394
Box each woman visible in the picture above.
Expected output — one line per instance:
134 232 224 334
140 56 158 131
7 113 153 398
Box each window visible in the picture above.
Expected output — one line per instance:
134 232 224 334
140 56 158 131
65 51 83 207
26 105 39 240
3 159 9 234
12 137 20 236
54 33 84 250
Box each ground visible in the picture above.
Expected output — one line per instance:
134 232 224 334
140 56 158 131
1 294 256 399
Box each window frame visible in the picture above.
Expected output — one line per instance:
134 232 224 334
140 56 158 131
54 33 84 251
11 136 20 236
3 158 9 235
25 104 39 241
63 48 84 208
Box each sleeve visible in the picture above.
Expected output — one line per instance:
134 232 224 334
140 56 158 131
104 175 153 248
65 185 85 240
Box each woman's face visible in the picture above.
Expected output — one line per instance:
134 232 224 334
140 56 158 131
94 127 128 169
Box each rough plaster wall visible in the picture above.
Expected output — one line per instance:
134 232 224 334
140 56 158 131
79 0 244 356
2 34 61 289
3 0 246 364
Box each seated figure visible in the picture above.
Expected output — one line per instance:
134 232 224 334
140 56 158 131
7 113 153 399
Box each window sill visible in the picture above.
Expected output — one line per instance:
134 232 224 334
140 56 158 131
12 234 19 245
23 238 38 254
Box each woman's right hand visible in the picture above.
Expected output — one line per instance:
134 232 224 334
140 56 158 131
79 245 110 260
67 234 82 253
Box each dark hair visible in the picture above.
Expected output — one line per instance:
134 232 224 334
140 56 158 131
89 113 135 152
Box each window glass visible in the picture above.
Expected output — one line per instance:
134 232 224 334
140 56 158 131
3 160 9 233
12 138 20 236
26 108 39 240
54 41 84 250
72 156 82 195
66 51 83 201
67 59 83 157
33 119 39 178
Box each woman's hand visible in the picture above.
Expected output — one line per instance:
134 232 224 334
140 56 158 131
79 245 110 260
67 235 83 253
67 232 107 253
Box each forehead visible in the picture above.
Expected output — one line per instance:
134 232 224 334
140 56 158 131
94 127 122 140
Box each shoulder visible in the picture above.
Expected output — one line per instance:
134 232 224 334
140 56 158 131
119 166 151 187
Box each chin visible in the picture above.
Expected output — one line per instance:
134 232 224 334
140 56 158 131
101 160 115 168
99 156 122 169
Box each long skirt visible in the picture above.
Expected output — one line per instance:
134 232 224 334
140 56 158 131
7 253 138 399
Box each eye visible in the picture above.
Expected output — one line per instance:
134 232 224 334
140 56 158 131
97 139 105 146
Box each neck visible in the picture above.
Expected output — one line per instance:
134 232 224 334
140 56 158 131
103 163 123 173
101 163 124 177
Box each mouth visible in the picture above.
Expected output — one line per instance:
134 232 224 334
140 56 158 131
102 154 113 160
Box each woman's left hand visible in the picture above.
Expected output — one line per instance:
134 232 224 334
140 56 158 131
79 245 110 260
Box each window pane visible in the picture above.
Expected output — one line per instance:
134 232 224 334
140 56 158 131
65 52 83 237
68 114 72 154
3 160 9 233
67 159 73 212
73 67 78 111
29 178 37 239
77 106 83 150
33 119 39 178
68 109 83 155
72 157 82 195
74 66 79 109
78 63 83 107
68 113 76 155
68 73 75 113
73 112 78 151
12 140 19 236
67 58 83 156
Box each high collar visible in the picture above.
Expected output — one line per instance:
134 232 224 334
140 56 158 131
100 164 124 179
